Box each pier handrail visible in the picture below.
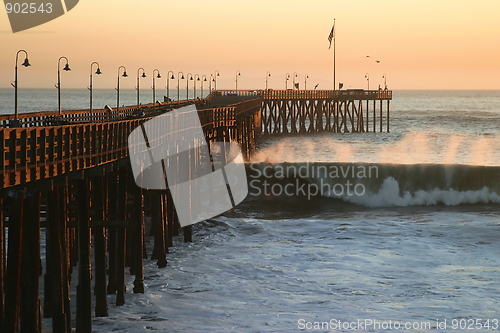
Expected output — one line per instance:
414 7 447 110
0 97 211 128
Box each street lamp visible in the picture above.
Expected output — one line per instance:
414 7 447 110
214 70 220 90
177 71 185 101
210 74 214 92
304 74 309 90
136 68 146 105
166 71 175 102
186 73 193 100
152 69 161 104
293 72 298 90
365 73 370 91
116 66 128 115
235 70 241 91
201 75 207 97
89 61 102 115
285 73 290 90
56 56 71 115
382 74 387 89
12 49 31 122
265 71 271 90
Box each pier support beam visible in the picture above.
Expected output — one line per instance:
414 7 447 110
93 175 109 316
76 178 92 333
20 191 42 333
4 191 24 333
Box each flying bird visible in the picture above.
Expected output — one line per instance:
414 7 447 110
376 60 381 63
314 83 320 90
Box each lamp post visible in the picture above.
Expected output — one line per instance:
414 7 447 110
12 49 31 122
166 71 175 102
152 69 161 104
56 56 71 115
136 68 146 105
293 72 298 90
304 74 309 90
177 71 185 101
285 73 290 90
186 73 193 100
235 70 241 91
194 74 200 99
365 73 370 91
89 61 102 115
265 71 271 90
201 75 207 97
209 74 214 92
214 70 220 90
116 66 128 115
382 74 387 89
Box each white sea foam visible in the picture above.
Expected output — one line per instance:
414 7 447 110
333 177 500 207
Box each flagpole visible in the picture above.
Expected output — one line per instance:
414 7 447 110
333 18 336 92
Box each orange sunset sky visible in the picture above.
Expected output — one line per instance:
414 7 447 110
1 0 499 90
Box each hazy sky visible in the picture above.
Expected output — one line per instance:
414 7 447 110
1 0 499 90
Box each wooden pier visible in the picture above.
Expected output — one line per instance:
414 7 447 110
0 89 391 332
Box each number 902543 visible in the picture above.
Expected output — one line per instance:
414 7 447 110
5 2 53 14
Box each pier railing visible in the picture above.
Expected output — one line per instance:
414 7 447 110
262 89 392 100
0 98 211 128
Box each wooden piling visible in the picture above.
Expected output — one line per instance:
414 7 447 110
0 197 5 331
47 185 70 333
106 173 118 295
115 167 128 306
76 177 92 333
20 190 41 333
151 193 167 268
387 100 390 133
130 180 145 294
4 192 24 333
92 175 109 316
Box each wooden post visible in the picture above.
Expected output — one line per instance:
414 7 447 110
380 99 383 133
48 185 70 333
365 99 369 132
131 182 145 294
76 178 92 333
58 184 72 333
166 191 175 249
93 176 108 316
373 100 376 133
115 168 128 306
4 191 24 333
387 100 390 133
20 190 41 333
106 173 117 295
151 193 167 268
0 197 5 331
44 191 56 320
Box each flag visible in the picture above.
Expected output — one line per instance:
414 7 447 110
328 24 335 49
339 83 343 90
294 83 299 90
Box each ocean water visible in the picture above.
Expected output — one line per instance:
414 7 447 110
17 89 500 332
0 88 205 115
